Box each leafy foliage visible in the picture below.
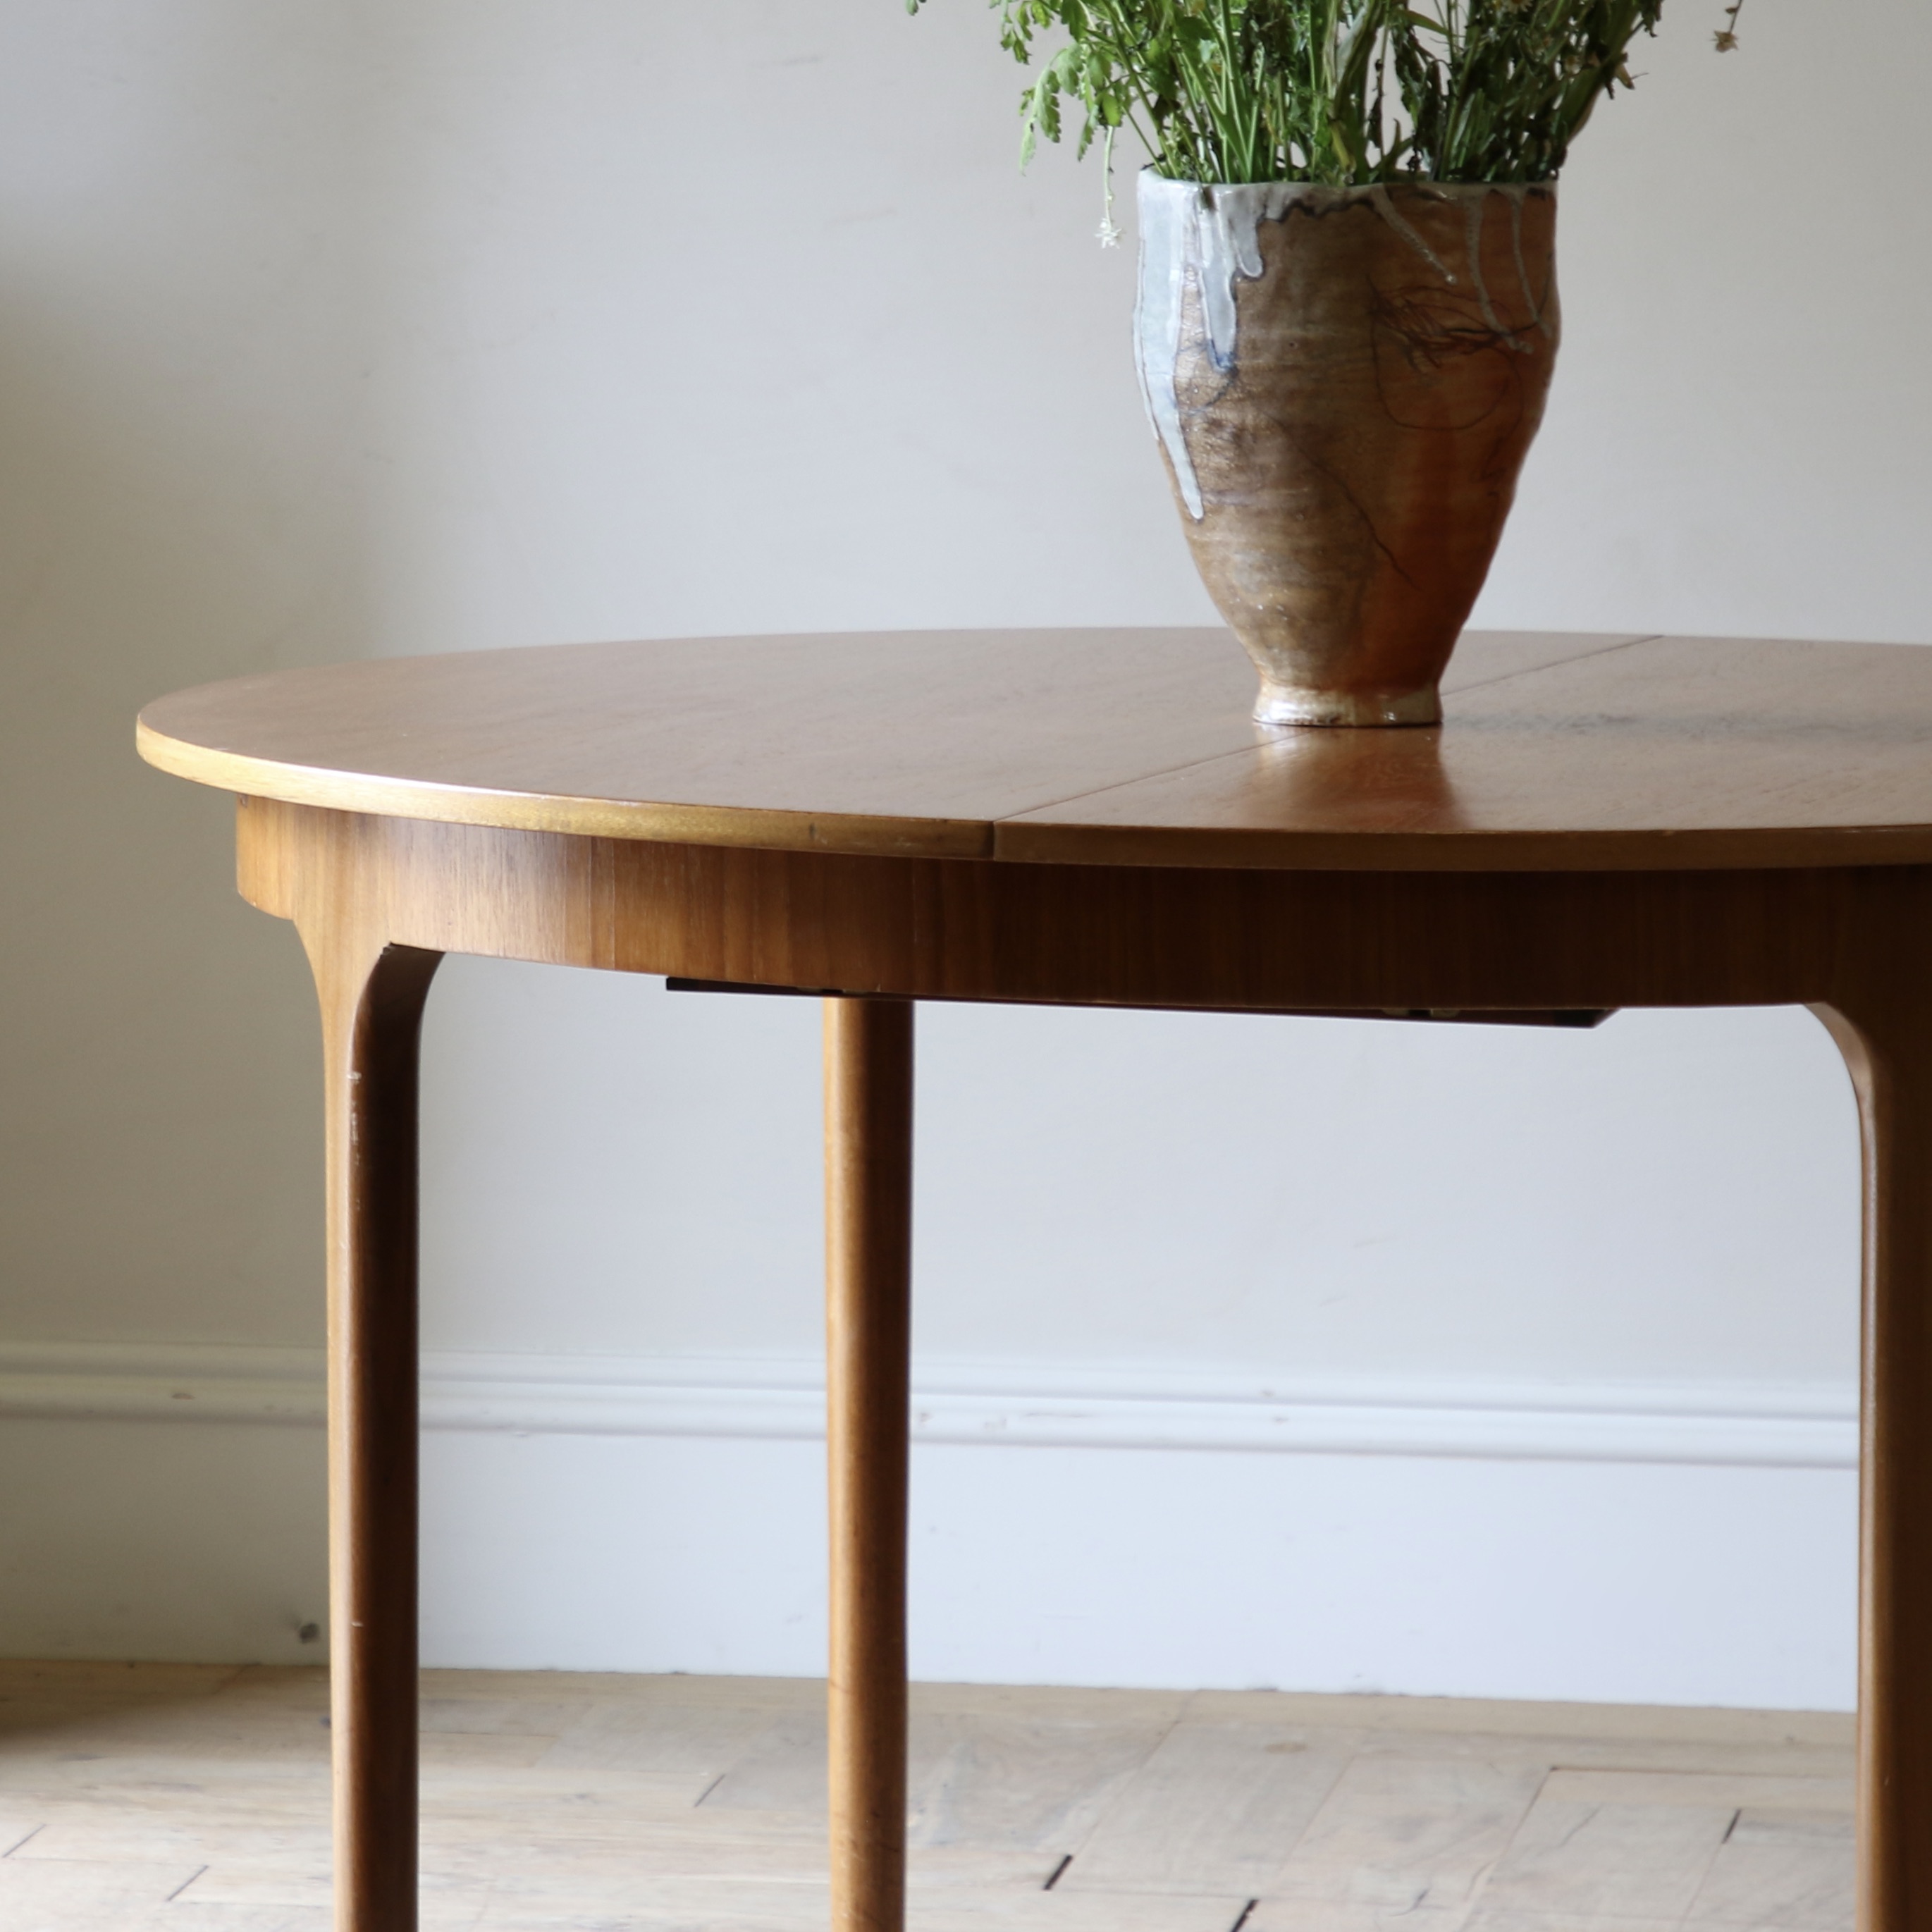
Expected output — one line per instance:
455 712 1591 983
907 0 1742 186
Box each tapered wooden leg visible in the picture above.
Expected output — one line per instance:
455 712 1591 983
824 997 914 1932
305 929 442 1932
1815 998 1932 1932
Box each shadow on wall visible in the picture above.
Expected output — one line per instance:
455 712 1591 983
0 294 334 1348
0 0 377 1654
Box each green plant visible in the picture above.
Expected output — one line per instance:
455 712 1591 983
907 0 1745 189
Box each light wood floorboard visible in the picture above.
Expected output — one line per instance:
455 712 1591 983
0 1663 1853 1932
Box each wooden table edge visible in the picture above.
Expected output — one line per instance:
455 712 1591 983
135 719 995 861
140 720 1932 875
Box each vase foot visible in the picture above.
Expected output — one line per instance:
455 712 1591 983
1253 682 1443 728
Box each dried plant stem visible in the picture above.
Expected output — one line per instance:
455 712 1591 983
911 1 1747 187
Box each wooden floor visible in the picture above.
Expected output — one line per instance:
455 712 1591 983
0 1662 1852 1931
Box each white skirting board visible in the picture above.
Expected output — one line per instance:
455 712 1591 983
0 1343 1858 1709
0 1343 1859 1468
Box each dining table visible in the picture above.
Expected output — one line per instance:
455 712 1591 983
138 624 1932 1932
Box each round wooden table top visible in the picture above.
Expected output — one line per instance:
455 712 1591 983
137 627 1932 873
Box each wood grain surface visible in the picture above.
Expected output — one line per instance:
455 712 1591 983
1814 998 1932 1931
137 628 1625 864
823 1000 916 1932
227 796 1931 1016
147 627 1932 871
300 908 441 1932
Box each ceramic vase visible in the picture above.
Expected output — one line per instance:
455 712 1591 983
1136 173 1560 726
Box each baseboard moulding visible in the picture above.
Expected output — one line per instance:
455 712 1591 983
0 1341 1857 1471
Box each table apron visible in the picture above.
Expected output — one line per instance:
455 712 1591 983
238 797 1932 1017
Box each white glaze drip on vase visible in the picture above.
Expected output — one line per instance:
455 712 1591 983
1134 175 1539 521
1138 174 1310 520
1463 195 1507 336
1510 195 1558 343
1368 184 1458 283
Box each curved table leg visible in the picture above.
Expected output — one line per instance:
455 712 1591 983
1815 997 1932 1932
824 997 915 1932
302 926 443 1932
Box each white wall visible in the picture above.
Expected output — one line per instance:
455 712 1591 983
4 0 1928 1706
